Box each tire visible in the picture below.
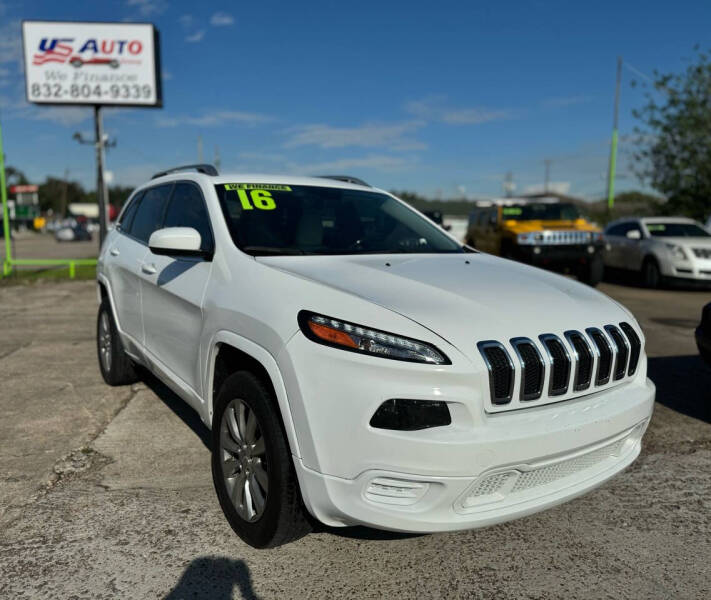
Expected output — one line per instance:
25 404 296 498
96 297 138 386
578 253 604 287
642 257 662 289
211 371 311 548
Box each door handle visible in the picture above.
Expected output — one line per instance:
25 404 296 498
141 263 157 275
110 248 120 256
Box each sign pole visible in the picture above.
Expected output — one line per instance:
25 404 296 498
94 105 108 248
0 115 12 276
606 56 623 214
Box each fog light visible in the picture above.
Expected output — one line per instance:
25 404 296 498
533 247 542 255
365 477 429 505
587 245 595 254
370 399 451 431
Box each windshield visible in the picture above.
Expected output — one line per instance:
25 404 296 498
645 222 710 238
215 183 464 256
501 203 581 221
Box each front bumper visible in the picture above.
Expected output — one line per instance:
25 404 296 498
511 243 603 268
280 332 655 531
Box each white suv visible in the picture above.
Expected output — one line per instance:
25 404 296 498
97 165 655 547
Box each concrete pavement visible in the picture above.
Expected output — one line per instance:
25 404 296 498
0 279 710 599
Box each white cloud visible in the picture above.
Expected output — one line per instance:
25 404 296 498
179 14 194 28
542 95 592 108
156 110 272 127
21 106 92 126
405 96 514 125
210 12 235 26
523 182 572 195
185 30 206 43
289 154 416 174
126 0 167 17
283 121 426 150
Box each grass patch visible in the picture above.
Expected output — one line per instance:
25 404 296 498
0 263 96 285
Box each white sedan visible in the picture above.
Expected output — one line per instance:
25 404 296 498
604 216 711 287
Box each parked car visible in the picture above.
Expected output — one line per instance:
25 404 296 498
696 302 711 367
55 224 92 242
465 199 604 286
97 165 654 548
603 217 711 288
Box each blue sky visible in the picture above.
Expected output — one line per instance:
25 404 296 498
0 0 708 200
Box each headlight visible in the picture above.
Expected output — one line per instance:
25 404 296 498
517 232 544 245
665 243 688 261
298 311 450 364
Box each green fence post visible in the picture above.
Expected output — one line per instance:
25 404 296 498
69 262 76 279
0 115 12 276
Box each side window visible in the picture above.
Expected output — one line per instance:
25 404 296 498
130 184 172 244
163 182 214 252
118 191 142 234
606 223 628 236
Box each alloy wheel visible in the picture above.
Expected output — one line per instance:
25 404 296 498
99 312 112 372
219 399 269 522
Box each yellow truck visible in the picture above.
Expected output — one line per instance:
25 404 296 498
465 199 604 286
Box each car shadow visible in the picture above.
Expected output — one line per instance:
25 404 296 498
157 258 200 287
164 556 259 600
316 523 424 541
137 367 212 450
647 354 711 423
604 266 711 292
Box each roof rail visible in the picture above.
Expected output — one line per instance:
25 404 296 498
316 175 370 187
151 164 218 180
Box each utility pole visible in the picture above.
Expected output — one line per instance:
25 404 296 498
503 171 515 197
60 168 69 218
73 107 115 247
606 56 623 213
544 159 552 193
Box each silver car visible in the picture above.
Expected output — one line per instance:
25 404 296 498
603 217 711 287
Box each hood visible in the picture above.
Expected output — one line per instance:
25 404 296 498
259 253 630 353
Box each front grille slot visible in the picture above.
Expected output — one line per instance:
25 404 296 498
619 322 641 375
510 338 544 401
565 331 593 391
605 325 629 380
586 328 612 385
478 341 514 404
539 334 570 396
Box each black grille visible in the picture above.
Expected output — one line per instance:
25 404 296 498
540 335 570 395
511 339 544 400
605 325 628 380
587 328 612 385
619 322 641 375
478 342 514 404
566 331 593 391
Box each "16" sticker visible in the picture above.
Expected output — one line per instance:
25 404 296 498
237 189 277 210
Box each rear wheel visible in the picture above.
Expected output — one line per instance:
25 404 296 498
96 298 138 386
642 257 662 289
211 371 311 548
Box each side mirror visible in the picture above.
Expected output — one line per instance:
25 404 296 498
149 227 208 258
626 230 642 240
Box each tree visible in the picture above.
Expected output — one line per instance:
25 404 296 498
632 48 711 220
38 177 86 214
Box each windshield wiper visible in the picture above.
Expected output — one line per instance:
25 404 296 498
243 246 306 256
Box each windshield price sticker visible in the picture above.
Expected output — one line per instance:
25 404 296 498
647 224 666 231
502 207 523 216
224 184 291 191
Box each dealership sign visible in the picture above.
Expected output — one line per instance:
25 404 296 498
22 21 161 107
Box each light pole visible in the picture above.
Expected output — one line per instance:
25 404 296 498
73 117 116 247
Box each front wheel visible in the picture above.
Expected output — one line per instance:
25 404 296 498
642 257 662 289
211 371 311 548
577 253 604 287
